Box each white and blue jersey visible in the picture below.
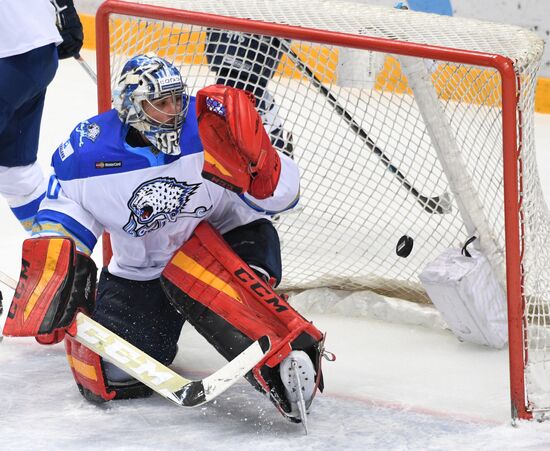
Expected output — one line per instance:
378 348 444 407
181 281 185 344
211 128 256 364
33 98 300 281
0 0 61 58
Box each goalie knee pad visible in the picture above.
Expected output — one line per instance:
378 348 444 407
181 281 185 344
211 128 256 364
64 335 152 403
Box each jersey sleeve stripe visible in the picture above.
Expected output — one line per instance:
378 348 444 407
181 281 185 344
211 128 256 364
32 209 98 255
10 193 45 221
10 193 46 232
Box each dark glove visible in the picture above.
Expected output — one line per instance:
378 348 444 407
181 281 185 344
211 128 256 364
51 0 84 59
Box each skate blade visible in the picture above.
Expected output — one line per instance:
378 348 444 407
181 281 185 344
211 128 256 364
291 359 309 435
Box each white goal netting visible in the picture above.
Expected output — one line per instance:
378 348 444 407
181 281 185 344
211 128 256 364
98 0 547 418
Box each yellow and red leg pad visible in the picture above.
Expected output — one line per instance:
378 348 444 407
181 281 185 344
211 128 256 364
64 335 116 402
64 335 153 402
161 221 323 369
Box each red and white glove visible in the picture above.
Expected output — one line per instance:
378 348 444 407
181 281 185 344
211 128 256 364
196 84 281 199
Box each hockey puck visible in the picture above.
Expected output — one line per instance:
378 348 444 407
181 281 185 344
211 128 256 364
396 235 414 258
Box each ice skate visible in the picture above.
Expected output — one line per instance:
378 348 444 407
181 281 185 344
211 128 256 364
279 350 317 433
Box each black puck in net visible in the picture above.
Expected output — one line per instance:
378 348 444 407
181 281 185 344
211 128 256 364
396 235 414 258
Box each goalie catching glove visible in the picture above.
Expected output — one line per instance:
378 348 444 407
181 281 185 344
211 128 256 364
3 237 97 344
196 85 281 199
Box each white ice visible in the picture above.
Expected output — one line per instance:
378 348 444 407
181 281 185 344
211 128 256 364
2 50 550 450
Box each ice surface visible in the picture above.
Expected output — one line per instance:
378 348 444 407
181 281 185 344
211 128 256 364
2 50 550 449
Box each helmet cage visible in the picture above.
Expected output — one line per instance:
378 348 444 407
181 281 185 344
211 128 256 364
113 55 190 155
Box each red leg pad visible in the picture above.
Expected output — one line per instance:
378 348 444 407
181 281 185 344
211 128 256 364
64 335 116 402
161 222 322 367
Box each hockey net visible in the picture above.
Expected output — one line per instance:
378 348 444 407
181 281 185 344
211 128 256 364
96 0 547 419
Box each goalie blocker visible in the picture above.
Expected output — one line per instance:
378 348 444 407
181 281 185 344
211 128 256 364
3 237 96 343
161 221 325 419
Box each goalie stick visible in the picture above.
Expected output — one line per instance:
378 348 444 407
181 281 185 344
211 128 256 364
71 315 270 407
282 42 452 215
0 269 270 407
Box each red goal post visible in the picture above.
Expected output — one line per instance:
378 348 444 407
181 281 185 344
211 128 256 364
95 0 544 421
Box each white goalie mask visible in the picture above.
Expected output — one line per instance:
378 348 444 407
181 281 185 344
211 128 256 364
113 54 189 155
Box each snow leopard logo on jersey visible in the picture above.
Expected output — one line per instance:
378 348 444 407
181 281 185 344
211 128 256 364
123 177 211 237
75 121 101 147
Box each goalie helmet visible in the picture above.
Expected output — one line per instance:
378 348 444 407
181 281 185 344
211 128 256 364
113 54 189 155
